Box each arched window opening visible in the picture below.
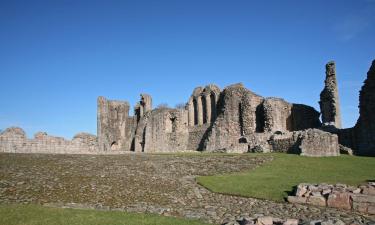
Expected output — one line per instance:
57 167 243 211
111 141 119 151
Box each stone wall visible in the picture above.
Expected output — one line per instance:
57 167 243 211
187 84 220 126
187 124 210 151
143 108 189 152
0 127 98 154
261 98 320 133
291 104 321 131
297 129 339 157
355 60 375 156
204 83 264 152
2 75 345 156
97 96 133 152
262 98 292 132
260 129 340 156
288 182 375 215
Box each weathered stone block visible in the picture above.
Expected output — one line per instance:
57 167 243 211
256 216 273 225
362 186 375 195
307 196 326 207
327 192 351 210
287 196 307 204
351 194 375 203
283 219 299 225
368 204 375 214
352 202 369 213
295 184 308 197
298 129 340 157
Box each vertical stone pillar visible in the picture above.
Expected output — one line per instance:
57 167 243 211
140 94 152 113
319 61 342 128
205 94 211 124
197 96 203 125
188 99 194 126
139 105 144 118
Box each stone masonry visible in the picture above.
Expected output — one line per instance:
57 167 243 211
320 61 342 128
355 60 375 156
0 127 98 154
288 182 375 215
96 82 338 156
1 60 374 156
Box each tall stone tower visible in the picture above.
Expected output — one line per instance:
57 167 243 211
319 61 342 128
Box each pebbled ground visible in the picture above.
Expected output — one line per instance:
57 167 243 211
0 153 373 224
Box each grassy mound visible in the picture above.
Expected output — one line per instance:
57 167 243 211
197 153 375 202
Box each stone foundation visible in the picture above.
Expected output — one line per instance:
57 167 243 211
288 182 375 215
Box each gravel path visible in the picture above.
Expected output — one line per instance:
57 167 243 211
0 153 373 224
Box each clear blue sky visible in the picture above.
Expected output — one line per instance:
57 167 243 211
1 0 374 139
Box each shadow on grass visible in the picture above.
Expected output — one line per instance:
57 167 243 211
283 185 297 201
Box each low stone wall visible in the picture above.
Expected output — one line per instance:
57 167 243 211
222 216 347 225
288 183 375 215
0 127 99 154
253 129 340 157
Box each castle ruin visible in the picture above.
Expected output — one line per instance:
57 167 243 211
1 60 374 156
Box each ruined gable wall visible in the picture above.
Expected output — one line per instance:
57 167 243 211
142 108 189 152
262 98 292 132
0 127 98 154
261 98 321 133
97 96 132 152
204 83 264 152
185 84 221 150
291 104 321 130
355 60 375 156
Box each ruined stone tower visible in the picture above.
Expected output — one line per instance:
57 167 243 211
97 97 133 151
319 61 342 128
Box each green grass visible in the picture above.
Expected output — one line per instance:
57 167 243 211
0 204 210 225
197 153 375 202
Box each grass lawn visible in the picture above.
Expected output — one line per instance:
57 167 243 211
197 153 375 202
0 204 210 225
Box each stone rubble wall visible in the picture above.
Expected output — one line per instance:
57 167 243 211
262 98 292 132
253 129 340 157
355 60 375 156
97 96 132 152
222 216 347 225
261 98 321 133
143 108 190 152
297 129 339 157
0 127 99 154
204 83 264 152
288 182 375 215
187 124 210 151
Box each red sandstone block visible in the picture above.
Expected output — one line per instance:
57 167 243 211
327 192 351 210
